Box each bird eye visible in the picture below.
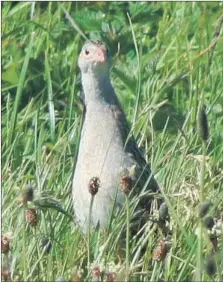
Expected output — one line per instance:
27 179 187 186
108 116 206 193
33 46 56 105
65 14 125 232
85 49 90 55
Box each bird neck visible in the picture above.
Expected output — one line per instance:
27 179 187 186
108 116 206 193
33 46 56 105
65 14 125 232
81 71 117 106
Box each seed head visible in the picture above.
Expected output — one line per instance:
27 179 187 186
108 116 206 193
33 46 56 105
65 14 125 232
70 272 83 282
25 208 37 227
92 266 101 277
152 239 169 261
19 184 34 204
106 272 116 282
209 234 218 252
205 254 216 277
120 175 133 195
1 236 10 254
88 177 100 196
159 202 169 220
198 200 212 218
1 267 10 281
204 216 215 230
197 104 209 141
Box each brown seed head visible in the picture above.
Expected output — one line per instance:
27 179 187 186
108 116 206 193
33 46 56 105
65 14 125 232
92 267 101 277
152 239 169 261
88 177 100 196
1 236 10 254
25 208 37 227
106 272 116 282
70 273 83 282
120 175 133 195
1 267 10 281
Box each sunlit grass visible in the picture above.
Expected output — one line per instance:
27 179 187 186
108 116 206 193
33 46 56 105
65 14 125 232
2 2 223 281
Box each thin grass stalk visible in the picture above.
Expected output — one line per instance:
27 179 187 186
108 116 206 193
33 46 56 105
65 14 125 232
87 195 94 271
127 12 141 128
197 117 208 281
177 239 198 282
196 99 209 281
22 209 28 280
45 52 56 143
125 194 130 281
197 140 207 281
150 261 159 281
8 32 34 145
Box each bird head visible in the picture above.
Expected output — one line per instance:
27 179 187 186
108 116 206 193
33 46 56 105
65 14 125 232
78 40 110 75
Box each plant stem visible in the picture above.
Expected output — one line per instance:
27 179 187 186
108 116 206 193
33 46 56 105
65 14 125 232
197 141 206 281
125 195 130 281
87 195 94 271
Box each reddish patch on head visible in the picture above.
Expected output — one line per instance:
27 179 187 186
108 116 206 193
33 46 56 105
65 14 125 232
80 46 107 63
94 47 107 62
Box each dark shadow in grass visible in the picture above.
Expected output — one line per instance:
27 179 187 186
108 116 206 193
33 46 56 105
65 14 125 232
153 103 185 133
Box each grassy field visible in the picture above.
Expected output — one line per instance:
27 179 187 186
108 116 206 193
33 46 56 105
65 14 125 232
2 2 223 281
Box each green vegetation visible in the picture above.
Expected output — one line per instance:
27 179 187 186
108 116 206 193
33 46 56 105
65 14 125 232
2 2 223 281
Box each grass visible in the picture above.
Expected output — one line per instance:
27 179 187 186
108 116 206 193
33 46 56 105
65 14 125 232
2 2 223 281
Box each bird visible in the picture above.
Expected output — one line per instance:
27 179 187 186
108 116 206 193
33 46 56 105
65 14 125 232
72 40 160 232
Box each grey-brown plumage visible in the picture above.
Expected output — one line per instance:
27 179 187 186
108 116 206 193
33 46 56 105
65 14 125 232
72 40 159 231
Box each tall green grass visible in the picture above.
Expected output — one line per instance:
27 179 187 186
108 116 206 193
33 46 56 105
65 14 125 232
2 2 223 281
